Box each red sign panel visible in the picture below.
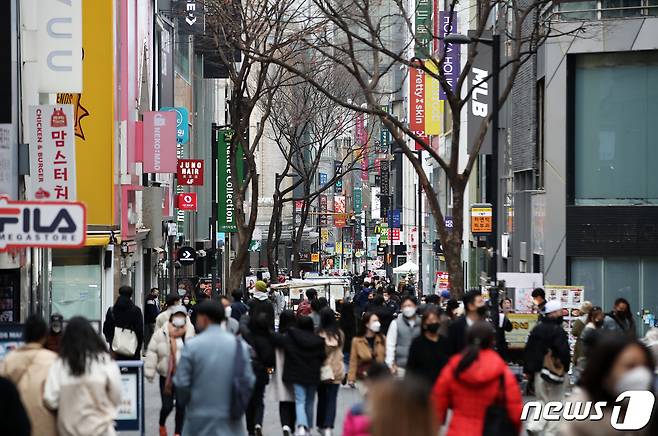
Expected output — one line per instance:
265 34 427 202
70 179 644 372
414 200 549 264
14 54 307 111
409 62 429 150
177 193 197 211
177 159 204 185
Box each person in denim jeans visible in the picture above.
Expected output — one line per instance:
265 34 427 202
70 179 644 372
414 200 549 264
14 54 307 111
274 316 326 436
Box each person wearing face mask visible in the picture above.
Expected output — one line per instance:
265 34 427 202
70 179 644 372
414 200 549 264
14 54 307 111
447 289 488 356
559 333 657 436
45 313 64 353
181 294 193 317
523 299 571 436
348 312 386 393
603 297 637 338
219 295 240 335
145 306 195 436
405 306 450 385
385 296 421 377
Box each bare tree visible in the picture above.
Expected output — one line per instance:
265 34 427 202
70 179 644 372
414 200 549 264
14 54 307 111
250 0 583 296
263 64 363 278
202 0 320 290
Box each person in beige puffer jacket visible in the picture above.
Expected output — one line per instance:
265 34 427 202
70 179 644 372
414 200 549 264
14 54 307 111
0 315 58 436
144 306 195 436
316 307 345 436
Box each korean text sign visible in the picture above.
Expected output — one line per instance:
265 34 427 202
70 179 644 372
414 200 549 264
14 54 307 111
28 105 77 201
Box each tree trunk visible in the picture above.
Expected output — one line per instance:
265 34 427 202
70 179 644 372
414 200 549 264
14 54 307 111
292 201 311 277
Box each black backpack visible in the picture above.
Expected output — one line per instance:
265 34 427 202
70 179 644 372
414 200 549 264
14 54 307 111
482 374 517 436
230 337 254 420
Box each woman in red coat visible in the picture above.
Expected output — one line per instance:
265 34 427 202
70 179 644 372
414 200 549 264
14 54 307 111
432 321 523 436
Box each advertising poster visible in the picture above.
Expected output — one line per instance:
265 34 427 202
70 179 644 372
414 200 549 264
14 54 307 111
506 314 540 349
334 195 346 228
439 11 460 99
217 129 243 232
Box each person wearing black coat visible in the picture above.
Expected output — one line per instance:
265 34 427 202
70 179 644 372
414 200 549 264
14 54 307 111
102 285 144 359
447 290 487 356
143 288 160 351
243 312 276 436
406 306 450 385
273 316 326 435
495 298 514 361
230 290 249 322
0 376 31 436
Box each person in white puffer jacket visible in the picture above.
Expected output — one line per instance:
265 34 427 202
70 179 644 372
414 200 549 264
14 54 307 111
145 305 195 436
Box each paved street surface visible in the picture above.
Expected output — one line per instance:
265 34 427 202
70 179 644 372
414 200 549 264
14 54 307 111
126 377 361 435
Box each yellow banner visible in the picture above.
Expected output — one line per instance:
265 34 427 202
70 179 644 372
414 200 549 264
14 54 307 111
506 314 539 348
425 60 441 135
65 0 115 226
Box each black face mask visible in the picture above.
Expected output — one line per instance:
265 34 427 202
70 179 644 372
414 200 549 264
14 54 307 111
423 323 440 334
476 305 489 318
594 320 604 328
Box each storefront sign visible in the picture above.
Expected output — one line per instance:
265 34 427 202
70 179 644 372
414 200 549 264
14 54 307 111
0 197 86 250
38 0 83 93
387 209 401 228
319 172 328 187
0 125 16 199
295 200 304 212
334 195 346 228
177 193 197 211
217 129 243 233
28 105 77 201
177 246 197 265
321 228 329 243
506 314 539 348
355 113 366 145
471 204 493 234
361 142 369 181
311 253 320 263
334 161 343 194
143 111 177 173
414 0 432 58
467 30 493 154
177 159 204 185
0 324 24 360
409 62 429 150
435 271 450 290
425 60 441 135
439 12 461 100
353 188 362 214
319 195 328 226
390 228 400 241
160 107 189 144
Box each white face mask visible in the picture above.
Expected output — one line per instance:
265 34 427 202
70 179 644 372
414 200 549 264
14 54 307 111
225 306 232 318
171 317 186 328
402 306 416 318
369 321 381 333
615 366 653 395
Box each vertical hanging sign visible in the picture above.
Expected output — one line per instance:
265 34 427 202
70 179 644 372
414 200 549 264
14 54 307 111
425 60 441 135
439 11 461 100
334 195 346 228
414 0 432 58
409 62 428 151
28 105 77 200
319 195 328 227
354 187 362 214
217 129 243 232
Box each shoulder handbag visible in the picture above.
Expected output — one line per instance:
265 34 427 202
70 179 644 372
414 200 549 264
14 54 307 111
230 337 254 420
483 374 517 436
109 308 138 356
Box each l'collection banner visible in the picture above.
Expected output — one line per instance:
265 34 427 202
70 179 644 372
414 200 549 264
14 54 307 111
28 105 77 201
217 129 244 233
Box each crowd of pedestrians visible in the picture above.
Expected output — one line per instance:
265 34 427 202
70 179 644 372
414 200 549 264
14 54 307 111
3 273 658 436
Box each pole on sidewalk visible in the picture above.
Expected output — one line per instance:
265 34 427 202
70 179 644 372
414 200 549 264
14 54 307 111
211 124 218 296
417 150 423 296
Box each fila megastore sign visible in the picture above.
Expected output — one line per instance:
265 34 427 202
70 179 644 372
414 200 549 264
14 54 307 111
0 197 86 250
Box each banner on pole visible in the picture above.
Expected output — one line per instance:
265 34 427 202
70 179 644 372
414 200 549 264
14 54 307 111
217 129 244 232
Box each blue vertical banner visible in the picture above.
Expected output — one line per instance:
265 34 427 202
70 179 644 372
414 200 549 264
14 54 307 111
387 209 401 228
160 107 189 144
319 172 328 187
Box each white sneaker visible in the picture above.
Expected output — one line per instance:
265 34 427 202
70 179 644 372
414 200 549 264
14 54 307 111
295 426 308 436
282 425 292 436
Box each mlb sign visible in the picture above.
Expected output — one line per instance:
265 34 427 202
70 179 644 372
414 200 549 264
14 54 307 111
0 197 86 250
177 193 197 211
177 159 204 185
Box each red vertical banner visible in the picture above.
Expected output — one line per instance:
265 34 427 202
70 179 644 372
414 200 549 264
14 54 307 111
361 142 369 181
409 62 428 150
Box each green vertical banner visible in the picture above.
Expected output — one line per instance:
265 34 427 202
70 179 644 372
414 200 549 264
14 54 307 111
415 0 433 58
354 187 362 214
217 129 244 232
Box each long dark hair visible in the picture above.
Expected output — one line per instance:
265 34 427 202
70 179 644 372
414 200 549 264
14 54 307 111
318 307 342 344
358 312 378 337
579 332 654 403
454 321 495 377
339 301 357 337
60 317 109 376
279 309 296 334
